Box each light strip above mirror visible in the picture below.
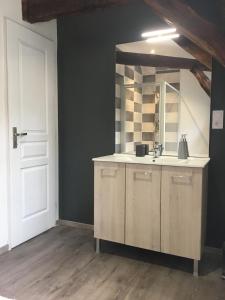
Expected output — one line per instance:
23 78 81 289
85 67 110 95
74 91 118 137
146 33 180 43
141 28 177 38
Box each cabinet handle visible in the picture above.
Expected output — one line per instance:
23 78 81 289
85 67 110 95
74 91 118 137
172 175 192 184
101 168 117 177
134 171 152 181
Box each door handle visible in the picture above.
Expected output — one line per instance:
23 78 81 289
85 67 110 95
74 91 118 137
13 127 27 149
17 132 28 137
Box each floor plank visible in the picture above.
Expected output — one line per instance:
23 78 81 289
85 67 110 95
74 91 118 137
0 226 224 300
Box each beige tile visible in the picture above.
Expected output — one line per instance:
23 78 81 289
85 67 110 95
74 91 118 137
116 64 124 76
142 123 155 132
124 77 134 85
134 132 142 142
165 112 179 123
125 142 134 153
134 112 142 123
166 92 179 103
125 88 134 101
125 99 134 112
134 92 142 104
134 71 142 84
142 103 155 114
125 121 134 132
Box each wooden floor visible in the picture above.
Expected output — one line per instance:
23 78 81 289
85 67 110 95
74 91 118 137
0 226 224 300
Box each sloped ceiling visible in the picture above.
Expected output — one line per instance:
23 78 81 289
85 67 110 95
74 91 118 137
22 0 225 68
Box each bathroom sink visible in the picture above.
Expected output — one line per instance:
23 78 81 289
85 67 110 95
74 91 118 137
93 154 210 168
149 156 207 166
114 154 185 164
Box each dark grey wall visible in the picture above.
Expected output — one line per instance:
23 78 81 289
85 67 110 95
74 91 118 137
58 1 162 225
207 61 225 247
58 1 225 247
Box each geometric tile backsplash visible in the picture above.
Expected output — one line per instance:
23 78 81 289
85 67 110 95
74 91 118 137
115 64 180 154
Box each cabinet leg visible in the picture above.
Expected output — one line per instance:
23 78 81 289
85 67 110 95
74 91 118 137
193 260 199 277
222 242 225 280
96 238 100 254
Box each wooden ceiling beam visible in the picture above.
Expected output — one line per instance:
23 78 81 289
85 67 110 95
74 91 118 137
22 0 224 70
144 0 225 67
116 51 209 71
175 36 212 70
191 66 211 96
117 50 211 96
22 0 129 23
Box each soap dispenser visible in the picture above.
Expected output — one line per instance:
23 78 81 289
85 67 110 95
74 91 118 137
178 134 189 159
183 134 189 158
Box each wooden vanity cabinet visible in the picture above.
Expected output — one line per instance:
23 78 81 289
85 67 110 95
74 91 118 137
94 161 208 269
125 164 161 251
161 166 207 260
94 162 125 244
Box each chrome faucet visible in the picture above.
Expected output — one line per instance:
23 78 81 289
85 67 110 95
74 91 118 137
152 143 163 158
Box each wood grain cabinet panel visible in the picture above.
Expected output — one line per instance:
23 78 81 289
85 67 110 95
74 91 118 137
161 166 205 260
94 162 125 244
94 160 208 265
125 164 161 251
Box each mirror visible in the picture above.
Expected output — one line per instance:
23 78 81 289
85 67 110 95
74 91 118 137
115 39 211 157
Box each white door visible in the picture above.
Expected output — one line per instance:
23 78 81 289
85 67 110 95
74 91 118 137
7 20 58 248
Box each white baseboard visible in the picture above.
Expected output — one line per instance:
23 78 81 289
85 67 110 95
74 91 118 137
0 245 9 256
57 219 94 231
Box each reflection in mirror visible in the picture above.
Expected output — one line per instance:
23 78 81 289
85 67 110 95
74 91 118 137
115 39 211 157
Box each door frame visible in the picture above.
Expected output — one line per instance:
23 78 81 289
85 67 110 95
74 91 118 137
4 18 59 249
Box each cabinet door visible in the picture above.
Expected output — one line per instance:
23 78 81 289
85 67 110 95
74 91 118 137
94 162 125 244
161 166 203 260
125 164 161 251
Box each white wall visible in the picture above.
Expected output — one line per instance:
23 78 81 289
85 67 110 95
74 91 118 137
0 0 57 248
179 70 211 157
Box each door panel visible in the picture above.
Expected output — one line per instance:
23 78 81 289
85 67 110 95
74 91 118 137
125 164 161 251
94 162 125 244
20 43 47 131
7 20 57 248
21 142 47 159
22 165 48 219
161 166 203 260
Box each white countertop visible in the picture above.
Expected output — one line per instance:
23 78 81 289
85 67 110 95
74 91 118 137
93 154 210 168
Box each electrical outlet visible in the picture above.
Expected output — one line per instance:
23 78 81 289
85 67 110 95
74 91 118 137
212 110 224 129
